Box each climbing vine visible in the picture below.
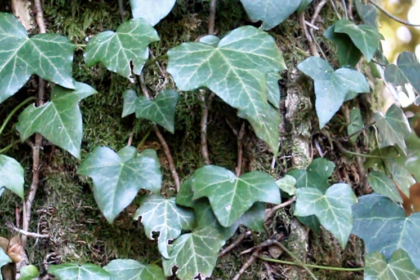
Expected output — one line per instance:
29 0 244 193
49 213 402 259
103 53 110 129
1 0 420 279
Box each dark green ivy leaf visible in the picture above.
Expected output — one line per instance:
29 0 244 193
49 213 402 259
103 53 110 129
324 25 362 68
0 155 24 198
334 19 383 62
266 72 281 109
348 107 364 143
17 82 96 159
162 227 225 280
294 183 357 249
352 194 420 267
388 161 415 197
354 0 378 27
84 18 159 81
374 104 411 154
239 0 301 30
298 56 369 128
49 263 110 280
104 259 166 280
19 265 39 280
367 171 402 203
134 194 195 259
365 249 420 280
191 165 280 227
122 89 180 133
0 13 75 103
78 146 162 223
385 52 420 97
130 0 176 26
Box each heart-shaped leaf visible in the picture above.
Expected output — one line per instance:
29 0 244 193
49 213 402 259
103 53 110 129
324 25 362 68
103 259 166 280
167 26 285 153
190 165 280 227
354 0 378 27
0 13 75 103
84 18 159 81
385 52 420 98
334 19 383 62
388 161 415 198
78 146 162 223
130 0 176 26
294 183 357 248
122 89 179 133
19 265 39 280
394 130 420 182
16 82 96 159
367 171 402 203
266 72 281 109
49 264 110 280
134 194 195 258
298 56 369 128
0 155 24 198
365 249 420 280
239 0 301 30
276 175 296 196
348 107 364 142
288 158 335 192
162 227 225 280
374 104 411 154
352 194 420 267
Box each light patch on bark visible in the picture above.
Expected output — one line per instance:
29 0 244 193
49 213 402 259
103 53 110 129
11 0 34 31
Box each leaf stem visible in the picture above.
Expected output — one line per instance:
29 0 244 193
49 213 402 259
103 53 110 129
343 121 376 141
136 129 151 150
0 140 21 154
143 54 168 69
368 0 420 27
259 255 364 272
334 140 399 159
0 96 36 136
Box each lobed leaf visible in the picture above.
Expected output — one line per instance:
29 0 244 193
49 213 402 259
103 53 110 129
190 165 280 227
78 146 162 223
367 171 402 203
162 227 225 280
103 259 166 280
19 265 39 280
134 195 195 259
16 82 96 159
84 18 159 81
0 155 24 198
0 13 75 103
298 56 369 128
130 0 176 26
276 175 297 196
294 183 357 248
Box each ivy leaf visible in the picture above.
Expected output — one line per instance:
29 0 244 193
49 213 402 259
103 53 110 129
288 158 335 192
388 162 415 198
78 146 162 223
354 0 378 27
176 176 195 208
394 130 420 182
122 89 179 133
0 155 24 198
167 26 285 152
190 165 280 227
266 72 281 109
238 104 281 154
84 18 159 81
348 107 363 143
334 19 383 62
103 259 166 280
365 249 420 280
162 227 225 280
194 199 266 240
16 82 96 159
367 171 402 203
239 0 301 30
130 0 176 26
385 52 420 97
0 13 75 103
374 104 411 154
0 248 11 272
19 265 39 280
352 194 420 267
276 175 296 196
49 264 110 280
133 194 195 259
295 183 356 248
324 25 362 68
298 56 369 128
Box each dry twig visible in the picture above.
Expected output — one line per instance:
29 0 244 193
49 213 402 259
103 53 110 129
218 231 251 257
265 196 297 221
